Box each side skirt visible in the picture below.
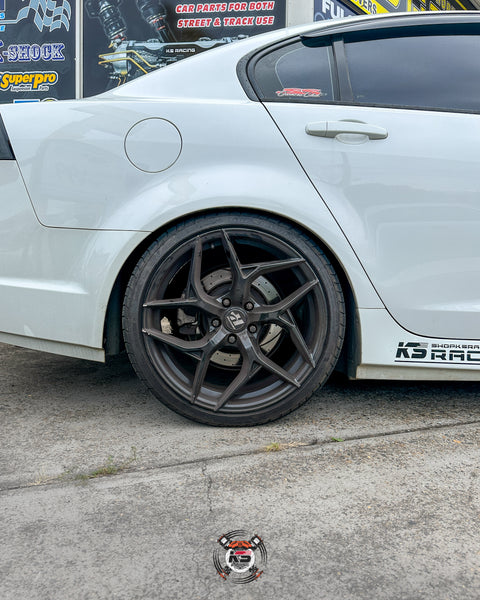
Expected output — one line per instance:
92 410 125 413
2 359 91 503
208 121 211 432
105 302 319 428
351 308 480 381
0 332 105 362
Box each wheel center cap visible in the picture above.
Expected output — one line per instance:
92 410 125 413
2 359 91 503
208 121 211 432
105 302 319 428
224 308 248 332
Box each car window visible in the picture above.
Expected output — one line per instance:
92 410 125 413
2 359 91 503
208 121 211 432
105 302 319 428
344 34 480 112
252 41 335 103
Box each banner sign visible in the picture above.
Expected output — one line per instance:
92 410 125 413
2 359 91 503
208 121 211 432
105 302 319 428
315 0 356 21
0 0 76 103
320 0 469 16
83 1 286 97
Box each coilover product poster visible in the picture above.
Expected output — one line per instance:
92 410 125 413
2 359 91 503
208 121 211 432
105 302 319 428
0 0 76 103
83 1 286 97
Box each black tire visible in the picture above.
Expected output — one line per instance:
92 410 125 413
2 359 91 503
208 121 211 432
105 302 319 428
122 213 345 426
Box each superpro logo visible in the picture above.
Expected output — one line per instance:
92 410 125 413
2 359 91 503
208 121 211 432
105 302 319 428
0 43 65 63
396 342 480 364
0 71 58 92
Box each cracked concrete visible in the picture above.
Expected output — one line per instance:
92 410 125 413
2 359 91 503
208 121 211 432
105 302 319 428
201 461 214 516
2 342 480 599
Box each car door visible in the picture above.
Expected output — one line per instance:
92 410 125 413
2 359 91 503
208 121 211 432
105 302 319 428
250 24 480 340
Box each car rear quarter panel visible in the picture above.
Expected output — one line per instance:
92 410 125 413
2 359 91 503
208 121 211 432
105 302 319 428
0 28 392 360
2 97 384 313
0 159 146 356
3 97 320 230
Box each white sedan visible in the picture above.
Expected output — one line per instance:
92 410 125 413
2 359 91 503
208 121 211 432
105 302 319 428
2 11 480 425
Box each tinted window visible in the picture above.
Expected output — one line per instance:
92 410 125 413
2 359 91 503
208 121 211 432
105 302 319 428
345 34 480 112
253 42 335 102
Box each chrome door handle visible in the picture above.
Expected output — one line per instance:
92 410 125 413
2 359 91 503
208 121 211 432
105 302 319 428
306 120 388 140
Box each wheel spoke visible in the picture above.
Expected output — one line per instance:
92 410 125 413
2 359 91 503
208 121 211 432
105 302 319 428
144 237 222 316
143 297 200 309
213 332 301 412
188 237 224 313
189 236 204 297
214 358 252 411
221 232 306 302
247 333 301 389
143 326 214 352
278 312 316 368
191 346 216 404
144 326 229 403
243 257 305 282
272 279 319 313
253 279 319 321
221 230 244 290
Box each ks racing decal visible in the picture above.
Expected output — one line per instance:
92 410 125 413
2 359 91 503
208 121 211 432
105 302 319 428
396 342 480 365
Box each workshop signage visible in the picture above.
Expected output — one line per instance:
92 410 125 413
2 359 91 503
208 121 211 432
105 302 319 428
83 1 286 97
0 0 76 103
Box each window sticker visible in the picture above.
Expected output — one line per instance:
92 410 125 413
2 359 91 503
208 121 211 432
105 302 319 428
276 87 325 97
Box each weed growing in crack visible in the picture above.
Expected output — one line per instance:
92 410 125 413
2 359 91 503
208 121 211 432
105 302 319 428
30 446 138 486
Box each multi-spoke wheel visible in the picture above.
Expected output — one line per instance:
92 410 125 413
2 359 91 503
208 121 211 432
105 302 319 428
122 213 345 426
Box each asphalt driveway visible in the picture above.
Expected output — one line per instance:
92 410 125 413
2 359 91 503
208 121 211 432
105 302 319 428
1 342 480 599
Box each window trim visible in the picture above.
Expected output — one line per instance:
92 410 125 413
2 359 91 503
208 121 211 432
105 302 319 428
300 13 480 44
241 19 480 115
0 115 15 161
332 38 352 104
245 36 341 105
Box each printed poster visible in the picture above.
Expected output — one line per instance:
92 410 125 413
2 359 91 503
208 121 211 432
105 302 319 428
0 0 76 103
83 1 286 97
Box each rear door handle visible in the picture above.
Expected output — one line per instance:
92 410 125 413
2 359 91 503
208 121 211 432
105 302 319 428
306 120 388 140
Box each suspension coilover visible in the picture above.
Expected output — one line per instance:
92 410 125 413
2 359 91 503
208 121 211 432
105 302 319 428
85 0 127 47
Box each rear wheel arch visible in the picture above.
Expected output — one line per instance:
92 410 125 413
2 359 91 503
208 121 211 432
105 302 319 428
103 208 358 372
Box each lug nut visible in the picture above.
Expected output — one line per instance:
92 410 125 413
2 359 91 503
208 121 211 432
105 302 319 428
212 318 221 328
245 301 254 311
222 298 231 307
248 324 257 334
228 335 236 344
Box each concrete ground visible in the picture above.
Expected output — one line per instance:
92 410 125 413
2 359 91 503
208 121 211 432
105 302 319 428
1 341 480 599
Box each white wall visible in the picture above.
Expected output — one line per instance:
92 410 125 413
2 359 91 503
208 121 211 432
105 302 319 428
287 0 314 25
